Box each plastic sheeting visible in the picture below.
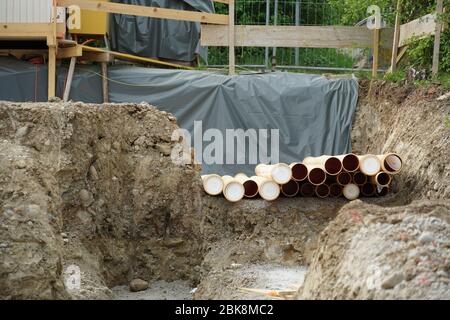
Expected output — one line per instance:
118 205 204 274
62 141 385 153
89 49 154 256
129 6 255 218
109 0 214 62
0 57 358 175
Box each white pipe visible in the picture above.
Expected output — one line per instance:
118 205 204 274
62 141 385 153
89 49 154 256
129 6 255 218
201 174 224 196
235 173 259 198
302 155 342 175
255 163 292 184
358 154 381 176
370 172 391 187
336 153 359 172
251 176 280 201
289 162 308 181
221 175 245 202
343 183 360 200
304 165 327 185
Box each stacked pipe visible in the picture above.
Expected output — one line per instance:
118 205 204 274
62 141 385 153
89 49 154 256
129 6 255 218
201 153 402 202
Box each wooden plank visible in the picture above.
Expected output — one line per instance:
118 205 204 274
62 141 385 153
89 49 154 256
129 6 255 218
57 45 83 59
372 29 380 77
228 0 235 75
0 23 65 41
80 51 114 63
48 46 56 99
399 13 437 46
432 0 443 75
201 25 393 48
0 49 48 59
58 0 228 25
390 0 402 72
63 57 77 102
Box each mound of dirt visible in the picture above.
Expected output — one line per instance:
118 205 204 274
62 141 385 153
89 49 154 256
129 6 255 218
0 101 203 299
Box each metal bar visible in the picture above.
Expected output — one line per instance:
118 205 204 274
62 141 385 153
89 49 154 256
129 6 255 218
295 0 300 65
265 0 270 68
272 0 278 57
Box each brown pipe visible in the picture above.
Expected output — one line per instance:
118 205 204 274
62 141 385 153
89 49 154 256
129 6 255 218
250 176 280 201
328 183 343 197
255 163 292 184
377 153 403 174
315 184 330 198
376 185 389 197
361 183 376 197
289 162 308 181
299 182 315 197
281 180 299 197
358 154 381 176
303 155 343 175
343 183 360 200
337 171 352 185
305 165 327 185
235 173 259 198
201 174 224 196
336 153 360 172
370 172 391 187
352 171 367 185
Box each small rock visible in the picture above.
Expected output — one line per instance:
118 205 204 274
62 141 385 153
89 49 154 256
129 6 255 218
15 126 29 138
155 144 172 156
418 232 434 244
61 232 68 238
382 272 405 289
48 96 61 102
89 165 99 180
79 189 93 207
16 160 27 169
129 279 149 292
0 243 8 248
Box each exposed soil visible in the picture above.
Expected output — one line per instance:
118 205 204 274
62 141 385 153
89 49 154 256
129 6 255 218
0 80 449 300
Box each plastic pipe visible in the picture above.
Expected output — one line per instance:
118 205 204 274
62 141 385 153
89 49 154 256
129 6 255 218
352 171 368 185
305 165 327 185
343 183 360 200
329 183 343 197
221 175 245 202
370 172 391 187
289 162 308 181
315 184 330 198
281 180 299 197
302 155 342 175
255 163 292 184
336 153 359 172
251 176 280 201
357 154 381 176
299 182 315 197
376 185 389 196
201 174 224 196
235 173 259 198
337 171 352 185
361 183 376 197
377 153 403 174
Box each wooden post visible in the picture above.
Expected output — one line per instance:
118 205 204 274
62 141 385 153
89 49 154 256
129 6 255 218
432 0 444 75
390 0 402 73
63 57 77 102
372 28 380 78
48 46 56 99
101 62 109 103
228 0 235 75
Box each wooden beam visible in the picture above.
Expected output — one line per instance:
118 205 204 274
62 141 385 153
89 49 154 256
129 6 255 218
58 0 228 25
80 51 114 63
201 25 393 48
213 0 229 4
63 57 77 102
48 46 57 99
399 13 437 47
432 0 444 75
101 62 109 103
228 0 235 75
57 45 83 59
0 23 65 41
390 0 402 73
0 49 48 59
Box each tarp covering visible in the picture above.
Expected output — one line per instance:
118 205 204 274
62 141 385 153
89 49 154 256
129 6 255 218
0 57 358 175
109 0 214 62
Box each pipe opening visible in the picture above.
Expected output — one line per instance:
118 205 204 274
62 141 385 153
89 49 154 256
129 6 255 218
300 183 315 197
337 172 352 185
324 157 342 175
343 184 360 200
224 182 245 202
291 163 308 181
259 181 280 201
271 164 292 184
315 184 330 198
352 171 367 185
281 180 299 197
360 155 381 176
243 180 259 198
384 154 402 173
376 186 389 197
342 154 359 172
361 183 376 197
329 183 343 197
376 172 391 186
308 168 326 185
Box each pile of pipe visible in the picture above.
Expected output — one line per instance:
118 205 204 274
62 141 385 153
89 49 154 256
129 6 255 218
201 153 402 202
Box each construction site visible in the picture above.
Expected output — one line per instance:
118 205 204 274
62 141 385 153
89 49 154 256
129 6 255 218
0 0 449 301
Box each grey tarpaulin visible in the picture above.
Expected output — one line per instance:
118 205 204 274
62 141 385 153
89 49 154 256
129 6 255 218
0 57 359 175
109 0 214 62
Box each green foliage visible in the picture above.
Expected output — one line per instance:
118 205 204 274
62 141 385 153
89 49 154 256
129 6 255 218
383 70 406 82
